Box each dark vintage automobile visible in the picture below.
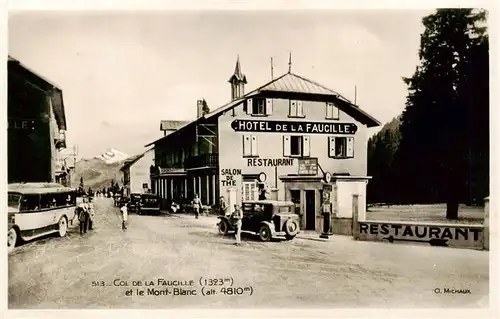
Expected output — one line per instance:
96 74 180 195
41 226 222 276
137 193 161 215
127 193 142 212
217 200 301 241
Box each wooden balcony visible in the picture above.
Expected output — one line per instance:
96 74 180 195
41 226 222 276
185 153 218 169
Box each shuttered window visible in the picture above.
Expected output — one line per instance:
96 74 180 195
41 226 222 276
326 102 339 119
328 136 354 158
247 98 272 116
289 100 304 117
283 135 311 157
243 135 258 157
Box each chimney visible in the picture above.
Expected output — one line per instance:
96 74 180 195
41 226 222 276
197 100 204 118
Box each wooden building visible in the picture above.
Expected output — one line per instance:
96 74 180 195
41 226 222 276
147 58 380 230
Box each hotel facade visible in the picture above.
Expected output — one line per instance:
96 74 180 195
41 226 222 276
147 59 380 231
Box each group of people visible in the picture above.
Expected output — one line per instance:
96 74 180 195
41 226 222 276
73 197 96 234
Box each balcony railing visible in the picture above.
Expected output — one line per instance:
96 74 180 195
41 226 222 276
185 153 218 169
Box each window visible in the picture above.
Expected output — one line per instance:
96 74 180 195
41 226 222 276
242 182 258 201
8 193 21 209
246 98 273 116
242 135 258 157
283 135 310 157
326 102 339 119
20 195 40 212
328 136 354 158
289 100 304 117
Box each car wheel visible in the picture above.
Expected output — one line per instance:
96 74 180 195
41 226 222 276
218 220 229 235
58 216 68 237
259 224 272 242
285 234 296 240
284 219 299 238
8 227 18 252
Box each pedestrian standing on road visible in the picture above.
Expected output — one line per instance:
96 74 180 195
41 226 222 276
232 204 243 245
192 194 201 219
88 197 95 230
120 203 128 230
219 196 227 216
78 197 90 234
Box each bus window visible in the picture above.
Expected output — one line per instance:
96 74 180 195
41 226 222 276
8 193 21 209
40 194 54 209
20 195 40 212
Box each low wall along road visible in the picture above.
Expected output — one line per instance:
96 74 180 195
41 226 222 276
350 195 488 251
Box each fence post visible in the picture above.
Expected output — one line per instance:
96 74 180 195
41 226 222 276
352 194 359 239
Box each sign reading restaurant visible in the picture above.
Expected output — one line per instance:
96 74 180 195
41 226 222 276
231 120 357 134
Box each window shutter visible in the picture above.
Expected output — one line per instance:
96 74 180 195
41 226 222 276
326 102 333 119
302 136 310 157
346 137 354 157
266 98 273 115
333 103 339 119
290 100 297 116
251 136 258 156
297 101 303 116
243 135 251 156
246 99 253 115
328 136 335 157
283 136 291 156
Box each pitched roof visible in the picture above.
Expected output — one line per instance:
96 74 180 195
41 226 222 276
204 72 379 127
145 71 380 147
120 148 153 171
160 120 190 131
256 72 342 97
8 55 68 131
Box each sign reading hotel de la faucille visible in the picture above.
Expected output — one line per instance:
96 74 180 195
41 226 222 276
231 120 357 135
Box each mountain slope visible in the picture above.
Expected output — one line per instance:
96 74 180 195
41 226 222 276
71 157 125 191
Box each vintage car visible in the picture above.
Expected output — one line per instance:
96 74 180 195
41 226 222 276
127 193 142 212
217 200 301 241
137 193 161 215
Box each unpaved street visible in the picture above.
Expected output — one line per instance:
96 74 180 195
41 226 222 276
8 198 489 309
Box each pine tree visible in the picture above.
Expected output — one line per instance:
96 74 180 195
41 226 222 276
394 9 488 219
202 99 210 115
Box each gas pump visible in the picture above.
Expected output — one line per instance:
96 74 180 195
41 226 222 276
320 172 333 239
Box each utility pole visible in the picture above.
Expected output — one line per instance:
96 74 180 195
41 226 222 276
354 85 357 105
288 52 292 73
271 57 274 80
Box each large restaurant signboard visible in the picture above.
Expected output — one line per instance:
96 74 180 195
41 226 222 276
231 120 357 135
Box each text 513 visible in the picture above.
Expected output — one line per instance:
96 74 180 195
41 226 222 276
92 281 107 287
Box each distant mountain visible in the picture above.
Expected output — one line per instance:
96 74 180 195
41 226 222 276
96 148 129 164
71 156 126 192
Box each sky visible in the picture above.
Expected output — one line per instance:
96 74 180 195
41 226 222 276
8 10 432 159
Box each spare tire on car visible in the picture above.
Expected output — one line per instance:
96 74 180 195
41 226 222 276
284 218 299 240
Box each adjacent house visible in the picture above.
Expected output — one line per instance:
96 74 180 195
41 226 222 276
8 56 69 185
146 57 380 231
120 148 155 197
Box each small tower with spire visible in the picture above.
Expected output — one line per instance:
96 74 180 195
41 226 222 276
228 56 247 101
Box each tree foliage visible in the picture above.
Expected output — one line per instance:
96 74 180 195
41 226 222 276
367 9 489 219
202 99 210 116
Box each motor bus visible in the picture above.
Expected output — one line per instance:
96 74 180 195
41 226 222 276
7 183 77 253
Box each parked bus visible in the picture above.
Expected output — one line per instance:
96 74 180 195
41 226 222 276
7 183 77 253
